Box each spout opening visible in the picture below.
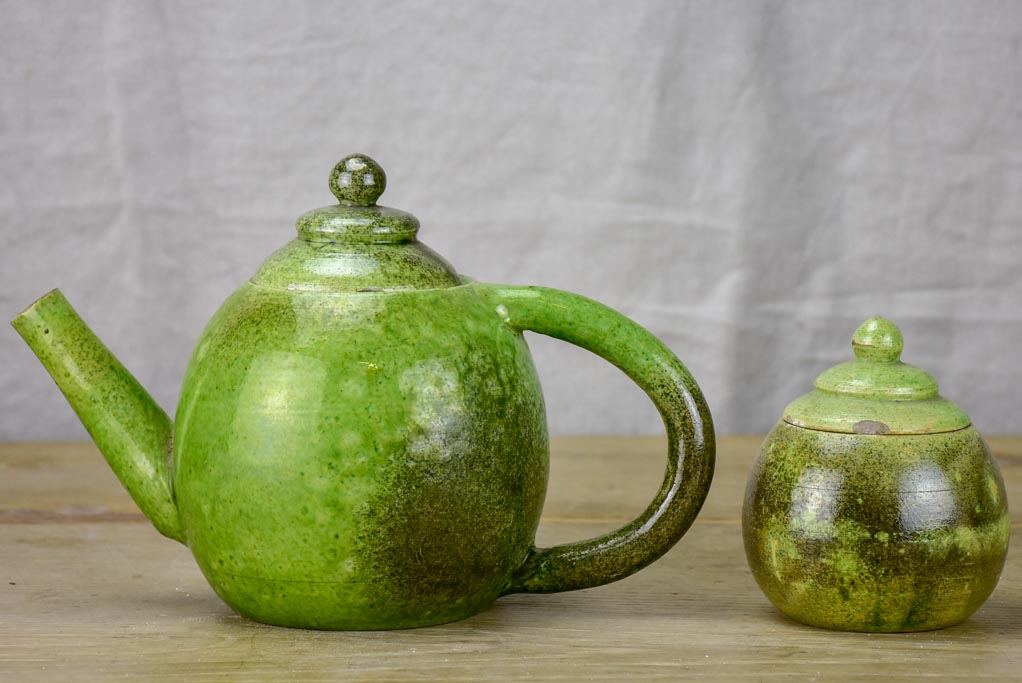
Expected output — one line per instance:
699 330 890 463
11 288 64 330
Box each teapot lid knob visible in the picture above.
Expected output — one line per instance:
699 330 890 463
297 152 420 244
329 153 386 206
851 317 903 362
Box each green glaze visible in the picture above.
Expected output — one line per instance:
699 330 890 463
743 319 1009 632
785 317 970 435
11 153 715 630
174 283 549 629
11 290 183 542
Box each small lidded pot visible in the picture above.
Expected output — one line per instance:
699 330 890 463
742 317 1009 632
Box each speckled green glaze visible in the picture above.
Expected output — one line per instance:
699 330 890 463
11 289 182 542
744 423 1008 632
174 282 548 629
743 318 1009 632
785 318 970 435
11 153 715 630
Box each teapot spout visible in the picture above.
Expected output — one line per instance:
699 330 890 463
11 290 184 543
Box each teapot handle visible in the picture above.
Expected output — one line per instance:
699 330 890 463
477 284 715 594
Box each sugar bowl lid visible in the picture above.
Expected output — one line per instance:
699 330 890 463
782 317 971 435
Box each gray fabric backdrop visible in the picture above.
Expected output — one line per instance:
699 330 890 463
2 1 1020 439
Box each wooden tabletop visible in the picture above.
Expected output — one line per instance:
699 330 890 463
2 436 1020 681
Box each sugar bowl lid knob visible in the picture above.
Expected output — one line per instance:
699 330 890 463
851 317 903 363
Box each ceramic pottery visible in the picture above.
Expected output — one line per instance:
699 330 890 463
743 317 1009 632
12 154 715 630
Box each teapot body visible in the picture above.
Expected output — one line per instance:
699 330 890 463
743 421 1009 632
173 281 548 629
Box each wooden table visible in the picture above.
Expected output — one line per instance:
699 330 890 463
2 436 1020 681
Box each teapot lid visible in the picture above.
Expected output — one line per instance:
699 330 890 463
782 317 971 435
251 153 462 292
297 154 419 243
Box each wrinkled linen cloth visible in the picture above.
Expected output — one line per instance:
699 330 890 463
1 1 1020 438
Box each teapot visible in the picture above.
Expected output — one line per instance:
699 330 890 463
12 154 715 630
742 317 1008 632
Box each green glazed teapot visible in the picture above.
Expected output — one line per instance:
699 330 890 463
12 154 714 630
743 317 1008 632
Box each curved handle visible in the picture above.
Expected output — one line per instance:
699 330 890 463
477 284 715 594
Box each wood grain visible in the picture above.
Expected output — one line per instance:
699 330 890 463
2 437 1020 681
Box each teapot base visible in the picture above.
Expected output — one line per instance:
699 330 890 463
209 571 501 630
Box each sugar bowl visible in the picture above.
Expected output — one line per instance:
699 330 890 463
743 317 1009 632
